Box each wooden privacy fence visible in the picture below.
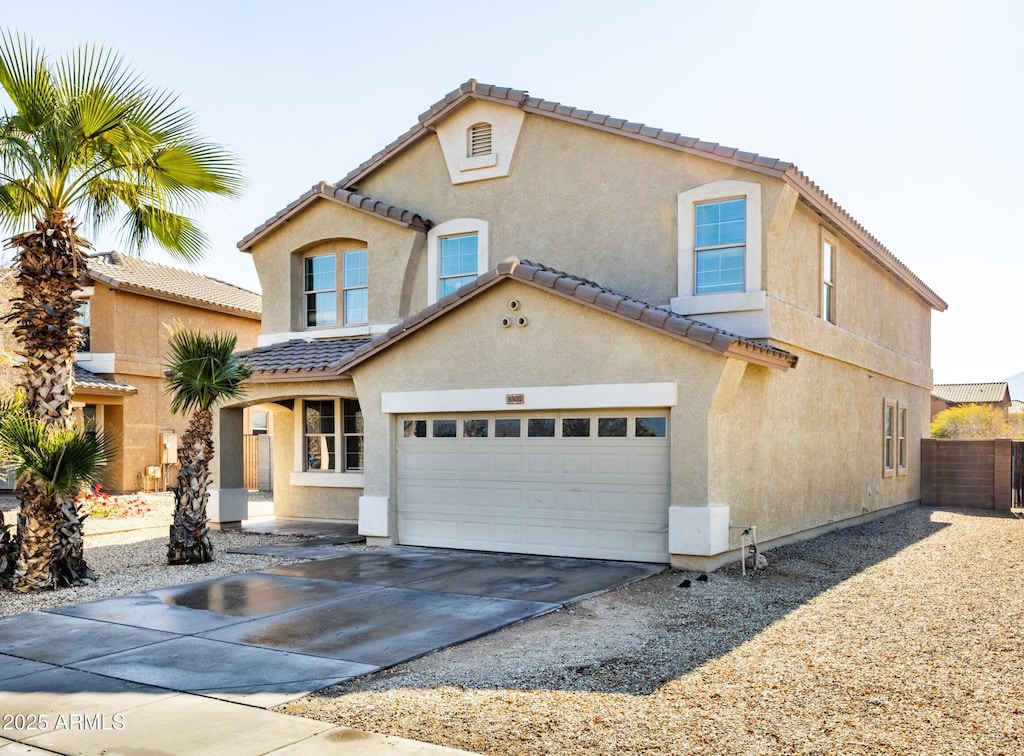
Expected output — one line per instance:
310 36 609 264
921 439 1013 509
242 434 273 492
1014 441 1024 506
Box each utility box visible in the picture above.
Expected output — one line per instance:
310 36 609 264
159 431 178 464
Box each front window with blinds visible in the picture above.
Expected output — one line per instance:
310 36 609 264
468 122 492 156
695 198 746 294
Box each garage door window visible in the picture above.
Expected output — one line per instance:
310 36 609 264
562 418 591 437
464 419 489 438
433 419 457 438
598 417 627 437
528 418 556 437
404 419 427 438
494 418 521 437
636 417 667 437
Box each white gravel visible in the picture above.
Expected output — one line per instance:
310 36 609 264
0 492 304 616
279 506 1024 755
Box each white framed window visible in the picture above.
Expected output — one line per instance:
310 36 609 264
75 298 91 352
695 198 746 294
897 403 908 476
468 122 492 157
426 218 490 304
250 409 269 436
822 231 837 324
883 398 897 478
301 398 363 473
342 249 368 325
304 253 336 328
672 180 764 316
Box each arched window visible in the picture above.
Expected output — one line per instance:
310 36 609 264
468 122 492 157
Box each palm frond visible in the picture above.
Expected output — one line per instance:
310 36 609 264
0 410 115 498
164 329 253 416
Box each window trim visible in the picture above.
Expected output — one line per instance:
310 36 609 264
671 180 765 316
426 218 490 305
821 230 837 324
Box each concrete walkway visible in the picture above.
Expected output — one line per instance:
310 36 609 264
0 533 661 754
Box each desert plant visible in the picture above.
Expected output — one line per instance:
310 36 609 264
930 403 1010 439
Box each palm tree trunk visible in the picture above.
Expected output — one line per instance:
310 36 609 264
9 211 94 589
0 510 17 588
168 409 214 565
12 477 58 593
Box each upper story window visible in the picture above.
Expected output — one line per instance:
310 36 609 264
75 299 91 352
439 234 479 297
695 198 746 294
304 254 336 328
426 218 490 304
671 180 765 319
342 249 368 325
822 233 837 324
468 122 492 157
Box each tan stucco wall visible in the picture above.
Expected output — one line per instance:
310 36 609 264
347 280 925 554
80 285 261 493
246 201 426 335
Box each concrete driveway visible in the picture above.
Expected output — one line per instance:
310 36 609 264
0 547 661 709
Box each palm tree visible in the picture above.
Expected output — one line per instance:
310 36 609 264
164 329 251 565
0 405 114 592
0 31 242 588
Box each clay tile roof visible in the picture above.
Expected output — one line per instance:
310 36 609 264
328 80 944 312
85 252 261 318
262 259 797 377
237 182 432 252
73 364 136 394
932 383 1010 404
241 337 373 379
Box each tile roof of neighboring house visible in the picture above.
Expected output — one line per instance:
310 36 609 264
238 182 433 252
307 79 940 312
240 337 374 380
247 259 797 381
74 365 137 394
86 252 262 318
1010 399 1024 415
932 383 1011 405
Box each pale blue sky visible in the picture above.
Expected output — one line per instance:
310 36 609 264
2 0 1022 385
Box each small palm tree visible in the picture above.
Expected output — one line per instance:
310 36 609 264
164 329 251 565
0 31 242 589
0 406 114 592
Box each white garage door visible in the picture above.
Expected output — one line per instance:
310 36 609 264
397 411 669 563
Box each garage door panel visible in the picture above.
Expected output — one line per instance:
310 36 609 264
398 411 670 563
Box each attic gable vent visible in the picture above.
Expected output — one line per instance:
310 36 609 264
468 122 492 157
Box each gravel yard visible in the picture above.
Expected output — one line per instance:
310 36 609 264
0 492 300 617
280 506 1024 756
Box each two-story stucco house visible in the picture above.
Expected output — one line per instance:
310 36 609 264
74 251 263 493
216 80 946 570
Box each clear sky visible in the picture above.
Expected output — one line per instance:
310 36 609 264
2 0 1021 385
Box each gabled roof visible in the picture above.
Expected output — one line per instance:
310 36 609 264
324 80 942 312
238 182 433 252
932 382 1011 405
243 259 797 381
240 337 373 381
73 364 136 394
86 252 262 318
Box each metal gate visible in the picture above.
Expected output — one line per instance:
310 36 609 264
1013 441 1024 506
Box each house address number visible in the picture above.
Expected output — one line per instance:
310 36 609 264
506 393 525 405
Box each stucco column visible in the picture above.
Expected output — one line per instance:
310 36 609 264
353 379 393 544
669 358 746 569
209 406 248 529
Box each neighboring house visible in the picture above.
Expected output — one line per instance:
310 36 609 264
215 80 946 570
1011 399 1024 415
930 383 1011 418
74 251 263 493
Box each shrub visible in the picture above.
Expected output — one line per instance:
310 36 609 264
930 404 1010 439
75 485 152 518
